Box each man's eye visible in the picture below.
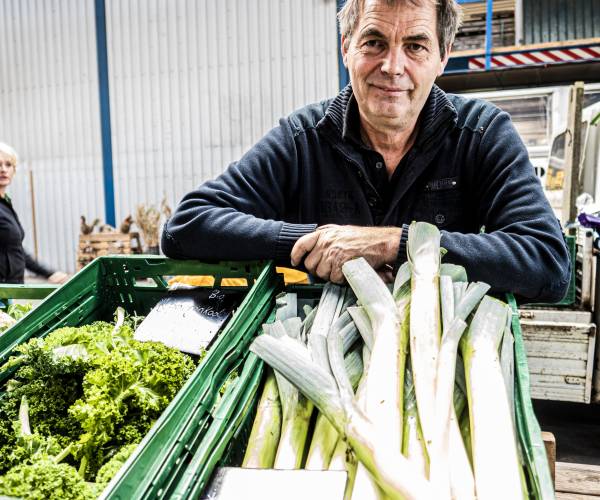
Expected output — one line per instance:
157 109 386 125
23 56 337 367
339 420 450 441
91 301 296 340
407 43 426 52
363 40 384 50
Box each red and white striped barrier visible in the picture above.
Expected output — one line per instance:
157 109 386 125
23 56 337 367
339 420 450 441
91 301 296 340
468 45 600 69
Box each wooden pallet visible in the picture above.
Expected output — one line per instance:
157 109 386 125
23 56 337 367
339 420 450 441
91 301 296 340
556 462 600 499
77 232 142 270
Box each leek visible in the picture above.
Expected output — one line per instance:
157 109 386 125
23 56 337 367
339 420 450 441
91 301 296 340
407 222 442 453
459 409 473 465
461 297 524 500
347 306 374 351
276 292 298 321
342 258 405 455
402 367 429 477
242 370 282 468
306 347 363 470
250 334 434 499
265 320 314 469
308 283 345 373
330 438 357 500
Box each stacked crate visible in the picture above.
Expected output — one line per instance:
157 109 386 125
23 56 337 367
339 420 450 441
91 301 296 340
453 0 516 52
77 232 142 270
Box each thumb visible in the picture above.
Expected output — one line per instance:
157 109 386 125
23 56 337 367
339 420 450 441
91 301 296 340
290 231 320 266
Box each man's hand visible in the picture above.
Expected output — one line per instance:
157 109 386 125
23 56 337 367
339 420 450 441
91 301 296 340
290 225 402 283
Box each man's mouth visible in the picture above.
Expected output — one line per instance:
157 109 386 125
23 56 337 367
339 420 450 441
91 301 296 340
371 84 412 94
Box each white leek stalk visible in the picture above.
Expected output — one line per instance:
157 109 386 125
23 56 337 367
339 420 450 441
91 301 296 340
407 222 442 453
308 283 345 373
275 292 298 321
459 410 472 465
347 306 374 351
343 258 409 500
306 346 363 470
329 438 357 500
265 320 314 469
432 281 488 499
402 367 429 477
342 257 406 454
242 370 282 468
449 358 476 498
250 334 434 499
461 296 524 500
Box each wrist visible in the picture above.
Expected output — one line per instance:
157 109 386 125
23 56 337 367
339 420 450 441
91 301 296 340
382 226 403 264
393 223 410 272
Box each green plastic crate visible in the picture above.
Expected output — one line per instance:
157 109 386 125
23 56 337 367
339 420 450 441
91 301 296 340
171 287 555 500
0 256 281 499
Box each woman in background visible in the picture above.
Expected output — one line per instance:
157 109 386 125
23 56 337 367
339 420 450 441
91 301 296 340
0 142 68 293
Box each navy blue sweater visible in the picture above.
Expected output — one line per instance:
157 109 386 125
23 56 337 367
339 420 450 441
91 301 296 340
163 85 570 302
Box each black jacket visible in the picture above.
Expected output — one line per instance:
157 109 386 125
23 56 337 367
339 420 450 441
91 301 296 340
162 85 570 302
0 195 53 283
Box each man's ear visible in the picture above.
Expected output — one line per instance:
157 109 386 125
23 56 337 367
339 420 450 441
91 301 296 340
341 35 349 67
437 44 452 77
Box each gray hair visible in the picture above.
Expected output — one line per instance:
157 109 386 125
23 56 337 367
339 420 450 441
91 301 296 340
338 0 462 60
0 142 18 166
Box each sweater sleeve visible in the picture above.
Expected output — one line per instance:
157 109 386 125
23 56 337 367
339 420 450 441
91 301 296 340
440 110 571 303
162 117 317 265
24 251 54 278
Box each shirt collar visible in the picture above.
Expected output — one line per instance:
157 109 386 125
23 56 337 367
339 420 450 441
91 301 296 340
319 83 457 152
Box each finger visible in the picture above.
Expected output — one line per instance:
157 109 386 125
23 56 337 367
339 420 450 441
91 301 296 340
315 255 333 282
304 248 323 275
291 232 320 266
317 224 338 231
329 263 346 284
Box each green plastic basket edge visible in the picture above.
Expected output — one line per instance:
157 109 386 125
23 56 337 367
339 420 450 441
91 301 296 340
102 261 279 500
508 294 555 500
0 257 267 360
171 353 264 499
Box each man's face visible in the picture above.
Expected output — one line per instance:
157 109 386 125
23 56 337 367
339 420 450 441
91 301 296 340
342 0 449 131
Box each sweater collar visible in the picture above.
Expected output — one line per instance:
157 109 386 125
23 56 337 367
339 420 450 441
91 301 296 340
318 83 458 152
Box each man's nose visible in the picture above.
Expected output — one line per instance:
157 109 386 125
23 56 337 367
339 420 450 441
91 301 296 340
381 46 406 76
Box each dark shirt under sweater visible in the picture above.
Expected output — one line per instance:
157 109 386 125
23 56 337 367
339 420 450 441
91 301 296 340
0 195 53 283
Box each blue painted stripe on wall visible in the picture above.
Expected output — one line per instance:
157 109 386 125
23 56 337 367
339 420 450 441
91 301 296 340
485 0 493 69
94 0 116 227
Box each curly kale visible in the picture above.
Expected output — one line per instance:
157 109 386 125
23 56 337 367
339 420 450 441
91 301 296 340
0 458 95 500
70 339 195 478
0 337 88 451
95 443 139 485
0 311 196 489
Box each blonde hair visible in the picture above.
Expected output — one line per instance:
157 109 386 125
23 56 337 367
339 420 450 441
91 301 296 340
338 0 462 60
0 143 18 166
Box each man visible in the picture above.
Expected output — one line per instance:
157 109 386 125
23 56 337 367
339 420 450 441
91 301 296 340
162 0 570 302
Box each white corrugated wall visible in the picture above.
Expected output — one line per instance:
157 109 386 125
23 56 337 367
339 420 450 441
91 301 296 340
0 0 339 273
0 0 104 273
106 0 339 228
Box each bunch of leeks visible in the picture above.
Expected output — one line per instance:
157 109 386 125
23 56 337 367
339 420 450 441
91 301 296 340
244 222 524 500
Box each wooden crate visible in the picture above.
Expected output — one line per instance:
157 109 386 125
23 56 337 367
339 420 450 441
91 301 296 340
519 309 596 403
452 0 515 52
77 232 142 270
